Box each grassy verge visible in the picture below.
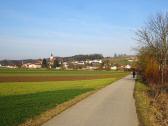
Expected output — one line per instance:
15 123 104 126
134 81 150 126
0 73 127 126
134 80 168 126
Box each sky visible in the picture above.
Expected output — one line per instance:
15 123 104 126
0 0 168 59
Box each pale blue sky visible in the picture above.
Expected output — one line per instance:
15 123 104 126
0 0 168 59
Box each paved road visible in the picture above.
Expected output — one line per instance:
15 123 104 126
43 75 138 126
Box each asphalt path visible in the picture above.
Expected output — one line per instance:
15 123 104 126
43 75 138 126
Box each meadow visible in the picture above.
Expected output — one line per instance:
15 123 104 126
0 69 128 126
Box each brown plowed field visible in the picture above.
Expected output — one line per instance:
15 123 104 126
0 75 114 82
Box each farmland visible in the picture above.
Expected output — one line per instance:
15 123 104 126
0 68 127 82
0 69 128 126
0 68 125 76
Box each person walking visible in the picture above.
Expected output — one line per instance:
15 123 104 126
133 70 136 78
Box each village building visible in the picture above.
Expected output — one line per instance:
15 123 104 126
22 63 41 69
86 66 99 70
86 59 102 64
125 64 131 70
22 59 42 69
62 62 68 69
111 66 117 70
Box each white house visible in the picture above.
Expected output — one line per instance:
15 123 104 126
72 61 85 65
77 61 85 65
87 59 102 64
128 59 133 62
1 65 17 68
63 62 68 69
86 66 98 70
125 64 131 69
111 66 117 70
22 63 41 69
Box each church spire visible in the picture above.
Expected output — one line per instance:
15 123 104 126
51 53 53 57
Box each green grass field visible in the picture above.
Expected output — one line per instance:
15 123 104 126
0 69 128 126
0 68 126 76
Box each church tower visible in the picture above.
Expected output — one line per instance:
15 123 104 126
49 53 55 68
50 53 54 61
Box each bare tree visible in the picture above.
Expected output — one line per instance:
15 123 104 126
136 12 168 84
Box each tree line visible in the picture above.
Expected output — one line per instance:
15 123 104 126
136 12 168 87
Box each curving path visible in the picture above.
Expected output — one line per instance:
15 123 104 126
43 75 138 126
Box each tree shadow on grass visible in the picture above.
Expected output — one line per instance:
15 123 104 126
0 88 93 126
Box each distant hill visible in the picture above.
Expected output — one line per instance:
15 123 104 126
104 55 137 66
0 59 42 66
63 54 103 61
